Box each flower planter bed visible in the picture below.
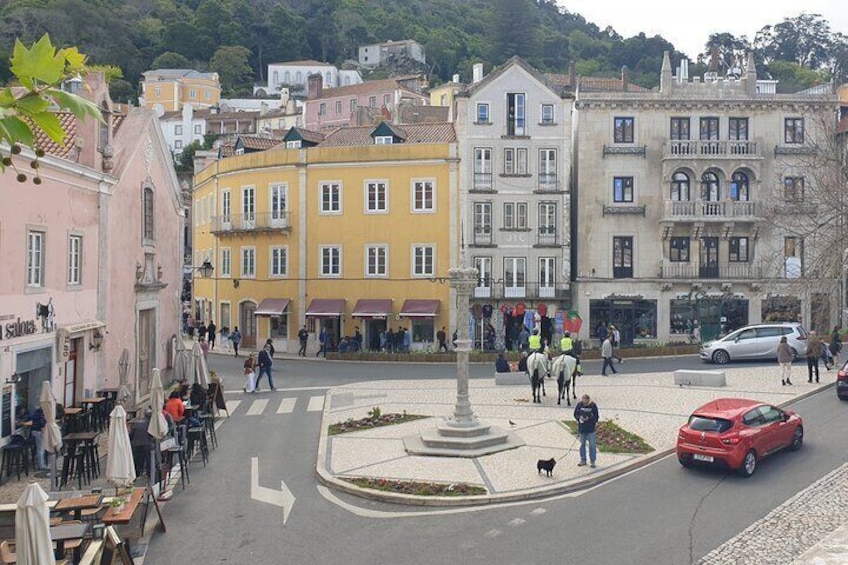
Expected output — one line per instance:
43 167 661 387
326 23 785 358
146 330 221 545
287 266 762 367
342 477 487 496
328 410 429 436
563 420 654 454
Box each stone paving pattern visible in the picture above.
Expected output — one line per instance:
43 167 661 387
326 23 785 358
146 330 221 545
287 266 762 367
323 367 821 495
696 462 848 564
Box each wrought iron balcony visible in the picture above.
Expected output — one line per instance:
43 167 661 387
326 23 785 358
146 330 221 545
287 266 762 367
210 212 292 235
472 282 570 300
660 261 762 280
663 140 762 159
471 229 494 246
536 173 561 192
535 230 560 247
472 173 494 191
662 200 760 221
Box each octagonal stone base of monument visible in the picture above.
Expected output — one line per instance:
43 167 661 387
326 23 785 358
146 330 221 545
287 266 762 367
404 419 525 457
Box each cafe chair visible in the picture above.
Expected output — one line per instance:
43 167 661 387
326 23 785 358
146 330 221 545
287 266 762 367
186 425 209 467
0 540 15 564
1 440 30 481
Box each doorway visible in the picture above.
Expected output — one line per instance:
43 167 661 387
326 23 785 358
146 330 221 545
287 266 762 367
240 301 257 349
365 319 386 351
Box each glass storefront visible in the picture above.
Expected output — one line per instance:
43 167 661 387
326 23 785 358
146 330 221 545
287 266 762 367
761 296 801 323
589 300 657 345
670 298 749 341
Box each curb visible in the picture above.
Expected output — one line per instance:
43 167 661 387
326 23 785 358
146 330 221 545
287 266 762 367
314 382 834 507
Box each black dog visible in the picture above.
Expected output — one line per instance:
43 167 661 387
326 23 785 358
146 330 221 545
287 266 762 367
537 458 556 477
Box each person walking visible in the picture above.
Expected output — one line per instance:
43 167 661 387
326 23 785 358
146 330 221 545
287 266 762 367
197 321 207 342
264 338 275 358
830 326 842 365
219 326 231 353
255 345 276 392
297 325 309 357
316 328 327 358
596 321 608 344
243 353 256 393
806 330 822 383
30 407 48 472
609 324 624 363
207 320 217 350
437 326 448 352
231 326 242 357
199 336 209 359
777 335 794 386
601 335 618 376
574 394 599 468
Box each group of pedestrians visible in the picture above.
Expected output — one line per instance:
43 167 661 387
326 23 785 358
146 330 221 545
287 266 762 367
242 338 277 392
781 326 842 386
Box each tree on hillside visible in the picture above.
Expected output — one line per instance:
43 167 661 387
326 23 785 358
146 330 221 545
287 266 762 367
487 0 538 64
210 45 254 96
754 13 833 70
0 34 102 180
151 52 193 70
698 33 751 72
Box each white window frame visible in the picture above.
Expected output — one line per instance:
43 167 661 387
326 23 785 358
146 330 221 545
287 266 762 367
540 104 555 124
320 246 342 277
189 89 197 99
474 256 492 298
365 245 388 277
241 246 256 278
194 124 202 134
175 140 183 150
476 102 490 123
411 179 435 213
375 135 393 145
365 180 388 213
539 257 556 297
68 234 82 286
242 186 255 227
504 148 515 174
412 244 435 277
220 248 231 278
270 183 288 225
320 182 342 214
503 257 526 297
517 148 528 175
473 202 492 235
538 202 557 235
269 246 288 277
335 100 342 114
286 140 301 149
175 125 183 135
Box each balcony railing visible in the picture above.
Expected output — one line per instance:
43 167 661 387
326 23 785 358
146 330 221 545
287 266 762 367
536 230 560 247
472 173 494 191
210 212 292 234
664 140 761 159
472 229 493 246
660 261 762 280
473 282 570 300
537 173 560 192
663 200 760 221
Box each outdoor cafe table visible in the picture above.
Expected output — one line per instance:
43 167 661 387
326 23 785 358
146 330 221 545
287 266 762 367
63 407 86 433
79 397 107 432
53 493 103 520
102 487 145 526
51 521 91 561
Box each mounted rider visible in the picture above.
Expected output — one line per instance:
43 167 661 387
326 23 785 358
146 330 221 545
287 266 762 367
528 329 543 353
560 331 573 356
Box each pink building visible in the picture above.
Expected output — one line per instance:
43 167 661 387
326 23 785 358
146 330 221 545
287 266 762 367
303 74 429 131
0 73 183 441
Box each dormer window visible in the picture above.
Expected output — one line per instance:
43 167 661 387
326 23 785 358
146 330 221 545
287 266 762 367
286 140 301 149
375 136 393 145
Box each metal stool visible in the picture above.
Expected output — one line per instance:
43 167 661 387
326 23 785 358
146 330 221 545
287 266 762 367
186 427 209 466
199 413 217 449
1 443 29 481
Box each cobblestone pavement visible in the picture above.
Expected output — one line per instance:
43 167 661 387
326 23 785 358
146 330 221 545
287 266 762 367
696 462 848 565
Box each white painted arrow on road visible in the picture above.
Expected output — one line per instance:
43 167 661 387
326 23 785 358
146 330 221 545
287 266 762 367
251 457 296 525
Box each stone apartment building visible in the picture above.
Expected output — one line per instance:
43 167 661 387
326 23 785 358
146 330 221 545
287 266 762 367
455 57 573 349
358 39 426 68
572 52 838 346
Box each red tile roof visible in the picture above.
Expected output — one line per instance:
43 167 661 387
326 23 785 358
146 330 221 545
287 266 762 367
313 78 424 100
30 112 78 159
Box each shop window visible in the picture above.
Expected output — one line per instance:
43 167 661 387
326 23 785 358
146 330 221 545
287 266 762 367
411 319 435 343
589 299 657 344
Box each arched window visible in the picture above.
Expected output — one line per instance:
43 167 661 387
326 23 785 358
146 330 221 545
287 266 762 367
295 71 302 84
671 172 690 201
730 171 749 201
700 172 720 201
142 186 154 242
284 71 290 83
272 71 279 86
326 71 332 85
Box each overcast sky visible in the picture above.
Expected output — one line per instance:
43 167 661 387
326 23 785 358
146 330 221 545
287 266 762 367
558 1 848 61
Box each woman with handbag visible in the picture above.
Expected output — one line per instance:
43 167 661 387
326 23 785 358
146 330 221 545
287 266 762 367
243 353 257 393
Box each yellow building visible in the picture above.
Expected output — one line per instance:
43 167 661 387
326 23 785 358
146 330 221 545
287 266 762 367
429 80 463 121
192 122 458 353
141 69 221 111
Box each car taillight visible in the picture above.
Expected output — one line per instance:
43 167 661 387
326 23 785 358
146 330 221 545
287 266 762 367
721 436 742 445
678 431 686 440
797 335 807 340
838 371 848 381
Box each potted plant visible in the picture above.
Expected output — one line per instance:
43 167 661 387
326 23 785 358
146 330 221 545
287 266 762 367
109 496 125 513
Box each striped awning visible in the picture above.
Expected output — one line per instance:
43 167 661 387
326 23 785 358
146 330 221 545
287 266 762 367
351 299 392 318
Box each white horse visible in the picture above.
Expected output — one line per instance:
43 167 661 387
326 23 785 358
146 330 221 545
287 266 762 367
551 354 578 406
527 351 548 403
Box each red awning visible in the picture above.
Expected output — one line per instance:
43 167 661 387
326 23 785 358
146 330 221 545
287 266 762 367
399 299 440 317
305 298 345 317
351 299 393 318
255 298 291 316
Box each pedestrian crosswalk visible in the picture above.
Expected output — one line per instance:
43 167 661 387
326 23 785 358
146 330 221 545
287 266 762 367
223 395 326 417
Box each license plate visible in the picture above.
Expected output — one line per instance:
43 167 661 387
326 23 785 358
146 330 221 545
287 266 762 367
693 454 714 462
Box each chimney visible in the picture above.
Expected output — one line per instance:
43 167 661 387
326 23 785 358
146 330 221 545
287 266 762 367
568 61 576 87
621 66 629 91
472 63 483 84
452 73 460 84
307 73 323 99
280 87 290 106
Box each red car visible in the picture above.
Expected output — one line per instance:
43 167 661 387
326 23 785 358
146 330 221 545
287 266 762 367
677 398 803 477
837 360 848 400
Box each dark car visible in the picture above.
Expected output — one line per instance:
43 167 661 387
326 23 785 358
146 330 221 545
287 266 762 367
837 360 848 400
677 398 803 477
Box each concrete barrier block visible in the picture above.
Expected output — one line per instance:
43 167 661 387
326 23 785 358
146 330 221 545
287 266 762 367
494 372 529 386
674 369 726 387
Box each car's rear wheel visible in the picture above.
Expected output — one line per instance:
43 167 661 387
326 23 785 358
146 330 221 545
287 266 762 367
790 348 798 361
790 427 803 451
738 449 757 477
713 350 730 365
678 453 693 468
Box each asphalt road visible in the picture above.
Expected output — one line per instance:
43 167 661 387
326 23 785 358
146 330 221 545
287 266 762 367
144 354 845 565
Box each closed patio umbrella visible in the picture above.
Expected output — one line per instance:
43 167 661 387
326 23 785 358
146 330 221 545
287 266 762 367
192 341 210 388
15 482 53 565
39 381 63 491
147 369 168 441
105 405 136 491
174 338 192 384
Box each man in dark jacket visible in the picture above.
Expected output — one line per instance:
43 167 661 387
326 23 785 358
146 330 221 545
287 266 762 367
573 394 599 468
207 320 217 350
255 345 276 391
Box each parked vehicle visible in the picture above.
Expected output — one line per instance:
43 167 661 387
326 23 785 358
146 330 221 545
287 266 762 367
677 398 803 477
837 360 848 400
699 322 808 365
